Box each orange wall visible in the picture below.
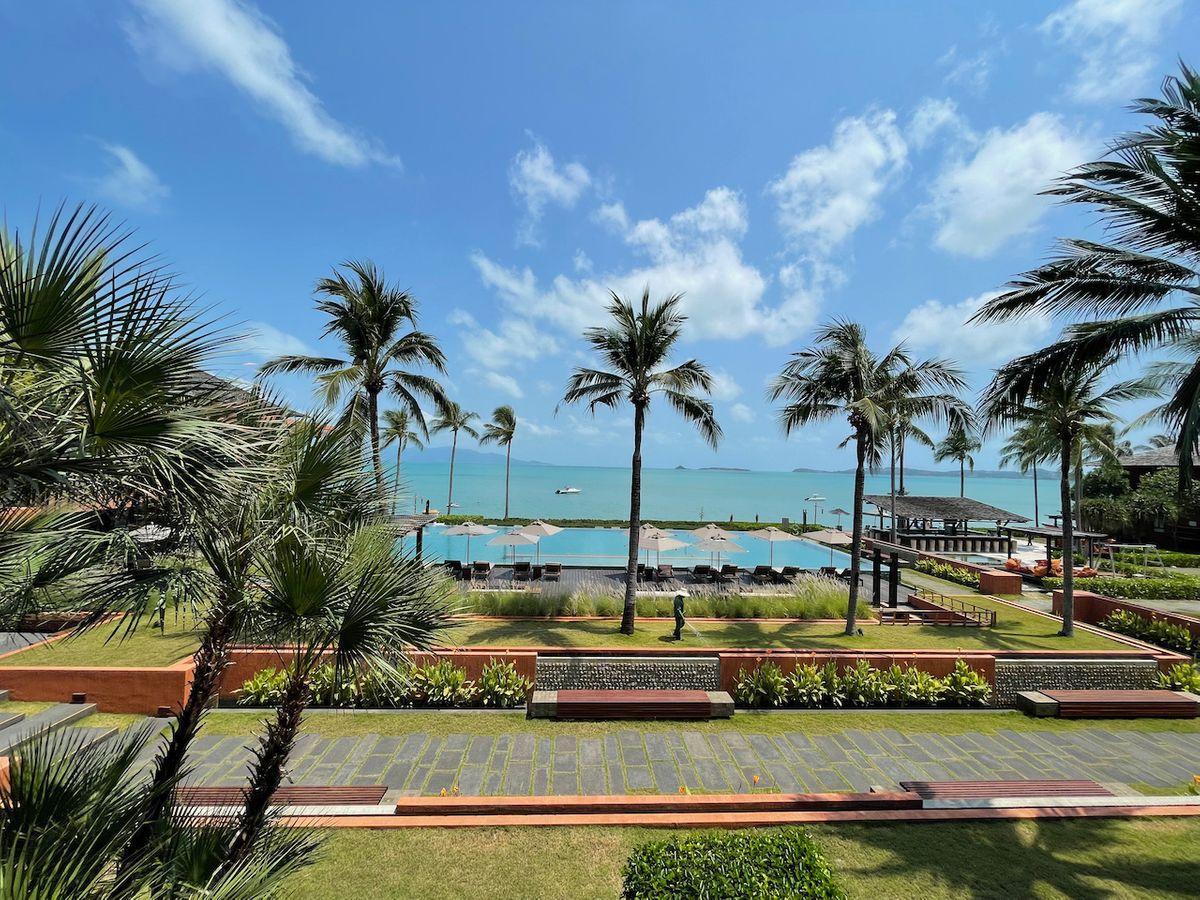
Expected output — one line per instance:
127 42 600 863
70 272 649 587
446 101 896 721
0 664 192 715
1052 590 1200 643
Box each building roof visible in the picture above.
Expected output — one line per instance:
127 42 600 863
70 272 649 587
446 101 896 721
862 494 1029 523
1117 449 1188 469
391 513 440 536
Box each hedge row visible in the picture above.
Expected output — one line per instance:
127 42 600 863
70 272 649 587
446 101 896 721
1043 575 1200 602
914 558 980 588
437 514 823 534
1100 609 1197 654
732 659 991 709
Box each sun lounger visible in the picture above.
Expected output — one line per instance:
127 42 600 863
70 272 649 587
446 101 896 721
717 564 740 584
636 563 649 582
818 566 838 578
750 565 776 585
513 561 532 581
691 564 715 583
543 563 562 582
774 566 800 584
470 561 493 582
655 564 675 583
443 560 464 579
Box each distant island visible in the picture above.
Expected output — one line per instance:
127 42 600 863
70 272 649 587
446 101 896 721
791 466 1055 479
674 465 750 472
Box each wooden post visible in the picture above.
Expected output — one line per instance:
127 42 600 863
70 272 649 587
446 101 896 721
415 525 424 561
888 552 900 608
872 549 882 606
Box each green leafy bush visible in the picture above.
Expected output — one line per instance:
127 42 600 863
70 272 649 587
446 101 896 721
886 664 945 707
942 659 992 707
474 660 532 707
409 660 477 707
621 828 844 899
1156 663 1200 693
733 661 790 708
787 664 828 708
238 667 287 706
1099 609 1196 653
839 659 887 707
914 559 980 588
1044 575 1200 603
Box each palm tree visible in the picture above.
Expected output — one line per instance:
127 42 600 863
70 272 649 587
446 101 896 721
983 361 1157 635
381 409 426 513
1138 433 1175 451
430 401 480 513
259 260 449 494
479 405 518 518
998 420 1056 526
969 63 1200 480
894 415 935 496
934 427 982 497
562 289 721 634
771 320 968 636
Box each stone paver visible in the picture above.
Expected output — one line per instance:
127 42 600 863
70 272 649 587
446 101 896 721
175 722 1200 796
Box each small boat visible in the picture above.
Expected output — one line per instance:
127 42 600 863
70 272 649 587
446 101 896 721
554 486 581 494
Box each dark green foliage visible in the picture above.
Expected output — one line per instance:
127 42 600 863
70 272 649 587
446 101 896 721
621 828 845 899
942 659 993 707
1100 609 1197 654
732 661 790 708
475 660 533 707
1156 663 1200 693
915 558 980 588
1045 574 1200 603
733 658 989 709
1082 461 1129 499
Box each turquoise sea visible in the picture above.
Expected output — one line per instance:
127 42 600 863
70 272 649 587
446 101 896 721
396 461 1047 525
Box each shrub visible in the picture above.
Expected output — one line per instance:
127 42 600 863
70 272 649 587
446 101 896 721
886 664 944 707
733 662 789 708
1156 663 1200 693
621 828 844 899
915 559 980 588
409 659 477 707
1100 609 1196 653
1044 575 1200 603
839 659 887 707
238 667 287 706
474 659 532 707
941 659 991 707
787 664 828 708
819 662 846 708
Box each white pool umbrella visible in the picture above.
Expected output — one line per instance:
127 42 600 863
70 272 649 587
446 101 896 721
803 528 851 565
691 523 735 540
693 536 745 567
638 533 688 566
520 520 562 562
749 526 803 565
443 521 496 562
489 529 540 563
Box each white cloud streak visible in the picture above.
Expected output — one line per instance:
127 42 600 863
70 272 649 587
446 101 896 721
509 138 591 245
94 144 169 211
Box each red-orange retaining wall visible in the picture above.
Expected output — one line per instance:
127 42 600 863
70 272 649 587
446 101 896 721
0 662 193 715
1052 590 1200 644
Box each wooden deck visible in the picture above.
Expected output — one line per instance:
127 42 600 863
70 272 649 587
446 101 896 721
899 779 1113 800
176 786 388 807
1044 690 1199 719
552 689 720 720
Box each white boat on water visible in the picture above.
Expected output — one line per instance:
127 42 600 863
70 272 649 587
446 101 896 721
554 486 581 494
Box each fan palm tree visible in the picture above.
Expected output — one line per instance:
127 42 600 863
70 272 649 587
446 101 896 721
969 63 1200 480
982 361 1157 635
429 401 480 513
479 405 518 518
381 409 426 514
998 420 1056 526
259 260 449 495
934 427 982 497
771 320 968 635
562 288 721 634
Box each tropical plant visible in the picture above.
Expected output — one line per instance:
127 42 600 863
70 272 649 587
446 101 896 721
1138 433 1175 451
982 363 1157 635
934 426 982 497
968 63 1200 481
732 661 789 708
474 659 533 707
770 320 968 635
429 400 480 513
259 259 449 494
1157 663 1200 693
561 289 721 634
479 405 518 518
380 408 426 513
941 659 992 707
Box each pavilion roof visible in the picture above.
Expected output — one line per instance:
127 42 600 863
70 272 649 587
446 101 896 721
862 494 1029 523
391 513 440 536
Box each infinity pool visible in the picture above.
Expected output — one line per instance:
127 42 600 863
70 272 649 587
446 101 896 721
405 526 851 569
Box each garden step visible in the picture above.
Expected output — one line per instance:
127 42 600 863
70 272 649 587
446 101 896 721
0 703 97 756
53 726 119 754
1045 689 1199 719
0 689 10 703
175 786 388 807
0 712 26 732
528 689 733 720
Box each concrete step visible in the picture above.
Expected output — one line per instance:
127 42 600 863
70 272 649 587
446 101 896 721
0 711 25 732
53 726 119 754
0 689 11 703
0 703 97 756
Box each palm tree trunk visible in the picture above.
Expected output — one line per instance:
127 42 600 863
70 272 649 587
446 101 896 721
846 431 866 636
1032 462 1040 526
447 429 458 512
368 389 384 497
888 432 897 543
622 405 645 635
1074 459 1083 530
898 436 906 496
959 459 965 497
503 442 511 519
394 444 402 516
1059 437 1075 637
222 672 310 868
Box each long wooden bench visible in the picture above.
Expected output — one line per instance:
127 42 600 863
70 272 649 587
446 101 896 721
175 786 388 807
530 689 734 720
1044 690 1199 719
394 791 922 816
899 779 1113 800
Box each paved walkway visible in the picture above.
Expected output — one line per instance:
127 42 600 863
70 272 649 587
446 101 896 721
177 724 1200 796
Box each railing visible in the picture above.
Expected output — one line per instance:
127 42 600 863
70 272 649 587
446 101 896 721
906 589 998 627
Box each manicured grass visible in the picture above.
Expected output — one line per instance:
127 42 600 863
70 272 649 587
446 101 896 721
199 708 1200 740
1 700 52 717
0 618 201 668
291 819 1200 899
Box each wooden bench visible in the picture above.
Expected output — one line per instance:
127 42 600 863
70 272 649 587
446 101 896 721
175 786 388 807
1043 690 1199 719
899 779 1113 800
531 689 733 720
393 791 922 816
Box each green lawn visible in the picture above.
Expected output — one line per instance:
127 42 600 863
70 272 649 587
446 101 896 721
200 709 1200 739
0 618 201 668
290 819 1200 899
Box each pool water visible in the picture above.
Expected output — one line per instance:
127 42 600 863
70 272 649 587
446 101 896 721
405 526 851 569
937 552 1006 565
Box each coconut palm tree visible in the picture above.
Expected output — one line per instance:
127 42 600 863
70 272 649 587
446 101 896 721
969 63 1200 480
894 415 935 496
1138 433 1175 451
934 427 982 497
479 405 518 518
381 409 426 513
562 289 721 634
982 361 1157 635
771 320 968 636
998 420 1056 526
430 401 480 513
259 260 449 494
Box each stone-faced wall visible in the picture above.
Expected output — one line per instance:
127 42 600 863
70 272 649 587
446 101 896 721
993 658 1159 707
535 655 721 691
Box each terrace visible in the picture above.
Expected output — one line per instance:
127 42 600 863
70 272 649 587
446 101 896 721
863 494 1030 555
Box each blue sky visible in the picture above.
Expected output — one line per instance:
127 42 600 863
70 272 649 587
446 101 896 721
2 0 1193 470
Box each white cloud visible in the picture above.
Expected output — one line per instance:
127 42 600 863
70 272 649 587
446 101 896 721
938 46 993 93
928 112 1092 257
707 370 742 402
127 0 398 167
730 402 756 424
239 320 311 359
460 317 560 371
1041 0 1181 104
892 291 1052 366
94 144 169 211
509 138 591 245
447 308 477 327
482 371 524 399
572 249 593 273
524 419 559 437
907 98 972 151
767 109 907 253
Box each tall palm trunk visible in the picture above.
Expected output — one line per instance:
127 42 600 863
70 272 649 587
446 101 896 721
622 404 645 635
888 430 897 542
446 429 458 512
1074 457 1083 530
898 437 906 496
393 444 403 515
959 459 965 497
846 430 866 636
1059 436 1075 637
367 389 384 497
503 442 511 519
1032 463 1040 526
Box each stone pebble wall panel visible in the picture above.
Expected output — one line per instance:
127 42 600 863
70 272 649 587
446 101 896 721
993 659 1158 707
536 656 721 691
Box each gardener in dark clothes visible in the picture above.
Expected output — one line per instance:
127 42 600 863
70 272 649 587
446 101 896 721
673 590 689 640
